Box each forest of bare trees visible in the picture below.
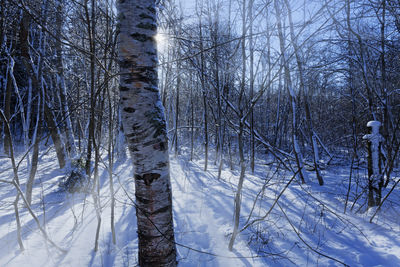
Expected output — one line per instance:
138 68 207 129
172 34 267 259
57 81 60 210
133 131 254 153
1 0 400 265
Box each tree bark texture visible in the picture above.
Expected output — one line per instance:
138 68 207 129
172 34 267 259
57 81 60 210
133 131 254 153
199 19 209 172
284 0 323 185
117 1 177 266
274 0 307 184
55 0 76 158
3 67 12 155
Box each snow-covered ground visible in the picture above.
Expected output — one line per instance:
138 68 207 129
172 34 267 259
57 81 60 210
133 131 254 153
0 147 400 266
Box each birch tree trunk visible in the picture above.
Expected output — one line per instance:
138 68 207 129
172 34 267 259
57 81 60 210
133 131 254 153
44 100 66 169
209 3 224 180
249 0 255 174
19 8 66 169
199 17 209 171
284 0 323 185
4 61 12 156
0 110 24 250
84 0 97 176
274 0 307 183
55 0 76 158
26 93 42 206
229 0 247 250
174 52 180 157
117 1 177 266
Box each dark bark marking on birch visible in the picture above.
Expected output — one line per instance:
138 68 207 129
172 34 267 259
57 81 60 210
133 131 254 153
129 146 139 152
123 107 136 113
130 137 144 144
139 13 153 20
137 66 157 77
137 232 175 253
135 194 152 204
143 139 162 147
130 32 152 42
145 107 167 138
153 142 167 151
127 125 151 144
147 205 171 216
119 86 130 91
137 231 163 240
147 6 156 14
123 78 135 84
120 59 136 69
135 173 161 185
143 86 158 92
125 132 135 138
132 123 140 132
122 67 157 86
157 162 168 168
137 22 156 31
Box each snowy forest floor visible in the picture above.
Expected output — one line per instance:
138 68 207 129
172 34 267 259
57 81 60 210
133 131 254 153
0 146 400 266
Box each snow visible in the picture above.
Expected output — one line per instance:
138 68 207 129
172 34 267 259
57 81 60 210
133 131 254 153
366 121 381 129
363 120 384 176
0 147 400 266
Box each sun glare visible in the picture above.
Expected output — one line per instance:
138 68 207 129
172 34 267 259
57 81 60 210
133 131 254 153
155 32 166 45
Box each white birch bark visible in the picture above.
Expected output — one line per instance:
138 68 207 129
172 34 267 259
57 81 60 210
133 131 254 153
284 0 323 185
56 33 77 157
8 56 30 166
274 0 308 183
55 0 76 157
117 0 176 266
363 120 384 207
229 0 248 251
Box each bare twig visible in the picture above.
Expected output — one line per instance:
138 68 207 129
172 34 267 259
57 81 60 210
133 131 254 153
277 202 349 266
